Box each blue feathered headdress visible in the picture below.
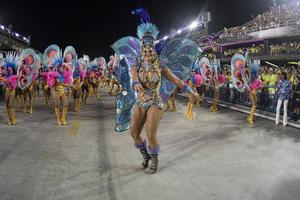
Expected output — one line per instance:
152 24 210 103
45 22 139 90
4 52 19 74
137 23 159 45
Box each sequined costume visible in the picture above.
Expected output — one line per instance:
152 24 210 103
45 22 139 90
81 55 90 104
133 57 166 110
88 57 104 99
112 8 201 174
0 52 19 125
72 58 87 112
43 45 75 125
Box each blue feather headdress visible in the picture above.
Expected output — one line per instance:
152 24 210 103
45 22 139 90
4 51 20 74
90 59 98 72
245 51 260 81
137 22 159 46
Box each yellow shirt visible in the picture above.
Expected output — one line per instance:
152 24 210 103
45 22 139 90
261 74 268 85
290 75 298 86
268 74 277 93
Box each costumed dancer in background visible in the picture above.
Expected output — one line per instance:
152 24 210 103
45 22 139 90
195 60 207 105
88 58 101 99
104 63 111 88
198 56 225 112
194 72 204 107
44 45 75 125
209 57 225 112
231 52 263 125
108 55 121 95
112 13 200 173
38 64 51 105
0 52 19 125
0 53 8 122
72 58 87 112
164 90 176 112
97 57 106 96
81 55 90 104
99 56 107 88
184 69 203 119
14 86 24 109
18 49 40 114
199 57 213 107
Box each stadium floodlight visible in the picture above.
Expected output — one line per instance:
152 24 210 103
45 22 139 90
189 21 198 30
23 37 26 40
0 25 4 30
177 29 182 34
163 36 168 40
15 33 19 37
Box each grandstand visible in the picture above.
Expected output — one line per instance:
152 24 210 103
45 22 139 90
0 24 30 53
185 1 300 63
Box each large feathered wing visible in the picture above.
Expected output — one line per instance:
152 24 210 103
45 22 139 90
114 56 137 132
111 36 141 67
43 44 61 70
231 54 247 92
159 38 202 103
199 57 213 86
245 52 260 83
63 46 77 71
17 48 38 89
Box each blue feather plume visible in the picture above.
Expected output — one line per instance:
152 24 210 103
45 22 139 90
131 7 151 23
4 51 19 73
137 23 159 40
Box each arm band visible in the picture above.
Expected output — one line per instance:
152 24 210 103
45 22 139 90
183 83 193 94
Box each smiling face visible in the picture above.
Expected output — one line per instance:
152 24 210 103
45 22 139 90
142 44 157 62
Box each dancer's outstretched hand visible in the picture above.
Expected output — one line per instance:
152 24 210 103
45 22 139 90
133 83 144 93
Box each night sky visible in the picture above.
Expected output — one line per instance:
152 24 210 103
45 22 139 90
0 0 273 59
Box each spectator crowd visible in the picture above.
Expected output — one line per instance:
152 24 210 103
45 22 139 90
221 2 300 39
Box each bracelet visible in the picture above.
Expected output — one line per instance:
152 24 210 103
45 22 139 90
183 83 193 94
132 81 141 88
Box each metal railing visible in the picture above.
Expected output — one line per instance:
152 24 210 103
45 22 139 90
204 83 297 116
